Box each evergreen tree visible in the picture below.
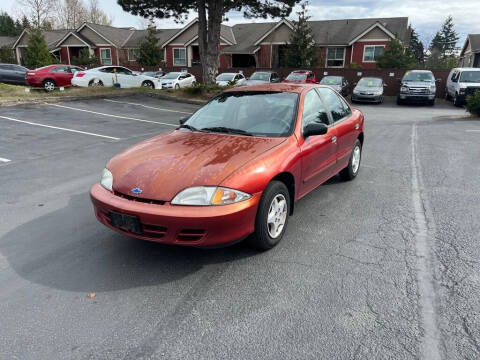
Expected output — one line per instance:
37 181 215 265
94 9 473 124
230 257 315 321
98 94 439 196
285 2 317 67
23 28 53 68
376 38 418 69
440 15 459 55
0 12 22 36
409 27 424 65
0 46 16 63
21 16 31 30
136 24 163 67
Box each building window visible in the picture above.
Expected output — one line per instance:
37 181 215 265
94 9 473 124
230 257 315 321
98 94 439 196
173 48 186 66
326 48 345 67
363 45 385 62
128 48 139 61
100 48 112 65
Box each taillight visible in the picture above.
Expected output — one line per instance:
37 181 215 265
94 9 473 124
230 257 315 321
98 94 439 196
27 72 35 76
76 72 86 77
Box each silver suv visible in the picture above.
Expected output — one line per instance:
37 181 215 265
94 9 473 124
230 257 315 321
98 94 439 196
397 70 437 106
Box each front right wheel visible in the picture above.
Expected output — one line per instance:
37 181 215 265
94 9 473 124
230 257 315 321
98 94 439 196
250 181 290 251
340 139 362 181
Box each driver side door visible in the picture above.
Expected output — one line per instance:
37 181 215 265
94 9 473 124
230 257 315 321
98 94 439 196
298 89 338 197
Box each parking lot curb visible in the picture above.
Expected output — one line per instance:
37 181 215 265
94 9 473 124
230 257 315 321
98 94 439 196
145 92 208 105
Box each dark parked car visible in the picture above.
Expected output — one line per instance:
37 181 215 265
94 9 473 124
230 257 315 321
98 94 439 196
245 71 281 85
0 63 28 85
397 70 437 106
320 76 349 96
351 77 385 104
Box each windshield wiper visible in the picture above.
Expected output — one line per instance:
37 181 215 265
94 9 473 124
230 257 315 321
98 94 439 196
178 124 199 131
200 126 253 136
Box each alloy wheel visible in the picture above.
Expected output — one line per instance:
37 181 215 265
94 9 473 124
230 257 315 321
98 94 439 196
266 194 287 239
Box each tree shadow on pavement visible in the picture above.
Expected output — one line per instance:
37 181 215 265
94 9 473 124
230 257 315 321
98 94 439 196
0 192 258 293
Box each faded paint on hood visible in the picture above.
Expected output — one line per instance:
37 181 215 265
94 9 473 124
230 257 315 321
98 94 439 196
108 130 285 201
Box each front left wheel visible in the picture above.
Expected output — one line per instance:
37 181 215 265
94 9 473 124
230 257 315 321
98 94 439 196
250 181 290 251
340 139 362 181
142 80 154 89
43 79 56 92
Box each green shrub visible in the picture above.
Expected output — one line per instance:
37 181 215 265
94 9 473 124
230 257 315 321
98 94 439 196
466 90 480 117
182 83 227 95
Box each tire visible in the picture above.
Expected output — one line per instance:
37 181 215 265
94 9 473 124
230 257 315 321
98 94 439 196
453 93 462 107
175 84 180 90
88 79 103 87
396 97 403 105
445 89 451 101
142 80 154 89
250 181 290 251
428 99 435 106
339 139 362 181
191 81 197 86
43 79 55 92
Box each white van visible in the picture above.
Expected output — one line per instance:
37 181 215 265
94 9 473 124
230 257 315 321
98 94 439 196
445 68 480 106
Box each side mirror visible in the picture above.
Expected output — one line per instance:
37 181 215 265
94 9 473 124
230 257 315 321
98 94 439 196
436 78 442 82
383 83 388 87
179 116 189 125
303 123 328 138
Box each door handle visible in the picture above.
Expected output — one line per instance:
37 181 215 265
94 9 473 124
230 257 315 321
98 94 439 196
331 136 337 143
355 123 359 130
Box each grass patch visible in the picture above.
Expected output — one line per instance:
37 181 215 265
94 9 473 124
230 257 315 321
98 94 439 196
0 83 136 102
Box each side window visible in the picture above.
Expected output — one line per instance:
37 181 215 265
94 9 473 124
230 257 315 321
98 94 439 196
451 71 459 82
51 67 69 73
302 89 331 130
307 73 314 80
317 87 351 122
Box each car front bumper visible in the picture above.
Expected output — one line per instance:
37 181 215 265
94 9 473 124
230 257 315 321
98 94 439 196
90 183 261 247
351 93 383 103
399 93 436 103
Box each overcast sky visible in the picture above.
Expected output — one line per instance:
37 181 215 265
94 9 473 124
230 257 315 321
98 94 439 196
2 0 479 46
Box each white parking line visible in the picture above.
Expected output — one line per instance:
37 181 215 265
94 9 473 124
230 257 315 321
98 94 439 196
0 115 120 140
466 130 480 132
0 157 11 163
48 103 178 127
104 99 193 115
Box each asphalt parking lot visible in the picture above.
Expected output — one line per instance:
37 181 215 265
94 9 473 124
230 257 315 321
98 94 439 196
1 95 479 359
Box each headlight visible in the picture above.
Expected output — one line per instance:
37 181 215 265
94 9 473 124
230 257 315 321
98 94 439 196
101 168 113 191
171 186 251 206
430 86 436 94
353 89 360 95
400 86 409 93
373 90 383 96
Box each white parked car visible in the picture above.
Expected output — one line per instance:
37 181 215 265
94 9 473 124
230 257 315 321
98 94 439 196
445 67 480 106
160 72 196 89
215 72 246 86
71 66 161 89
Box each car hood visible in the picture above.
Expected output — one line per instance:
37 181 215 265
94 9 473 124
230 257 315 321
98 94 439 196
108 130 285 201
245 79 269 85
402 81 434 88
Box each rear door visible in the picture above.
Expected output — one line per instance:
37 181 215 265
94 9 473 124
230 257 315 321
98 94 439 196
317 87 356 170
50 66 72 86
299 89 337 196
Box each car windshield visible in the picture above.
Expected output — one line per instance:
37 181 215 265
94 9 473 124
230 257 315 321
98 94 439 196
216 74 235 81
163 72 180 79
185 92 298 137
459 71 480 83
357 78 382 87
286 73 307 81
250 72 270 81
320 76 342 85
403 71 434 82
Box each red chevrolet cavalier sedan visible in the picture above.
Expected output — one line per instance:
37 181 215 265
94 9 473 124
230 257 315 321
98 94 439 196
90 83 364 250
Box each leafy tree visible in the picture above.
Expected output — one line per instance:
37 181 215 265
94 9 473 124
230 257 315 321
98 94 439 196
71 47 98 66
23 28 53 68
409 27 424 65
0 46 16 63
136 24 163 67
285 2 317 67
376 38 418 69
117 0 299 83
0 12 22 36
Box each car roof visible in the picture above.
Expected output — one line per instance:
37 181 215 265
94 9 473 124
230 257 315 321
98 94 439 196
252 70 277 74
218 72 237 76
453 67 480 72
291 70 312 73
407 70 433 73
224 83 322 94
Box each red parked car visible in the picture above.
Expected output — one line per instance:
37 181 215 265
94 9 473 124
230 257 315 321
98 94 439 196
283 70 318 84
90 83 364 250
26 64 84 91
